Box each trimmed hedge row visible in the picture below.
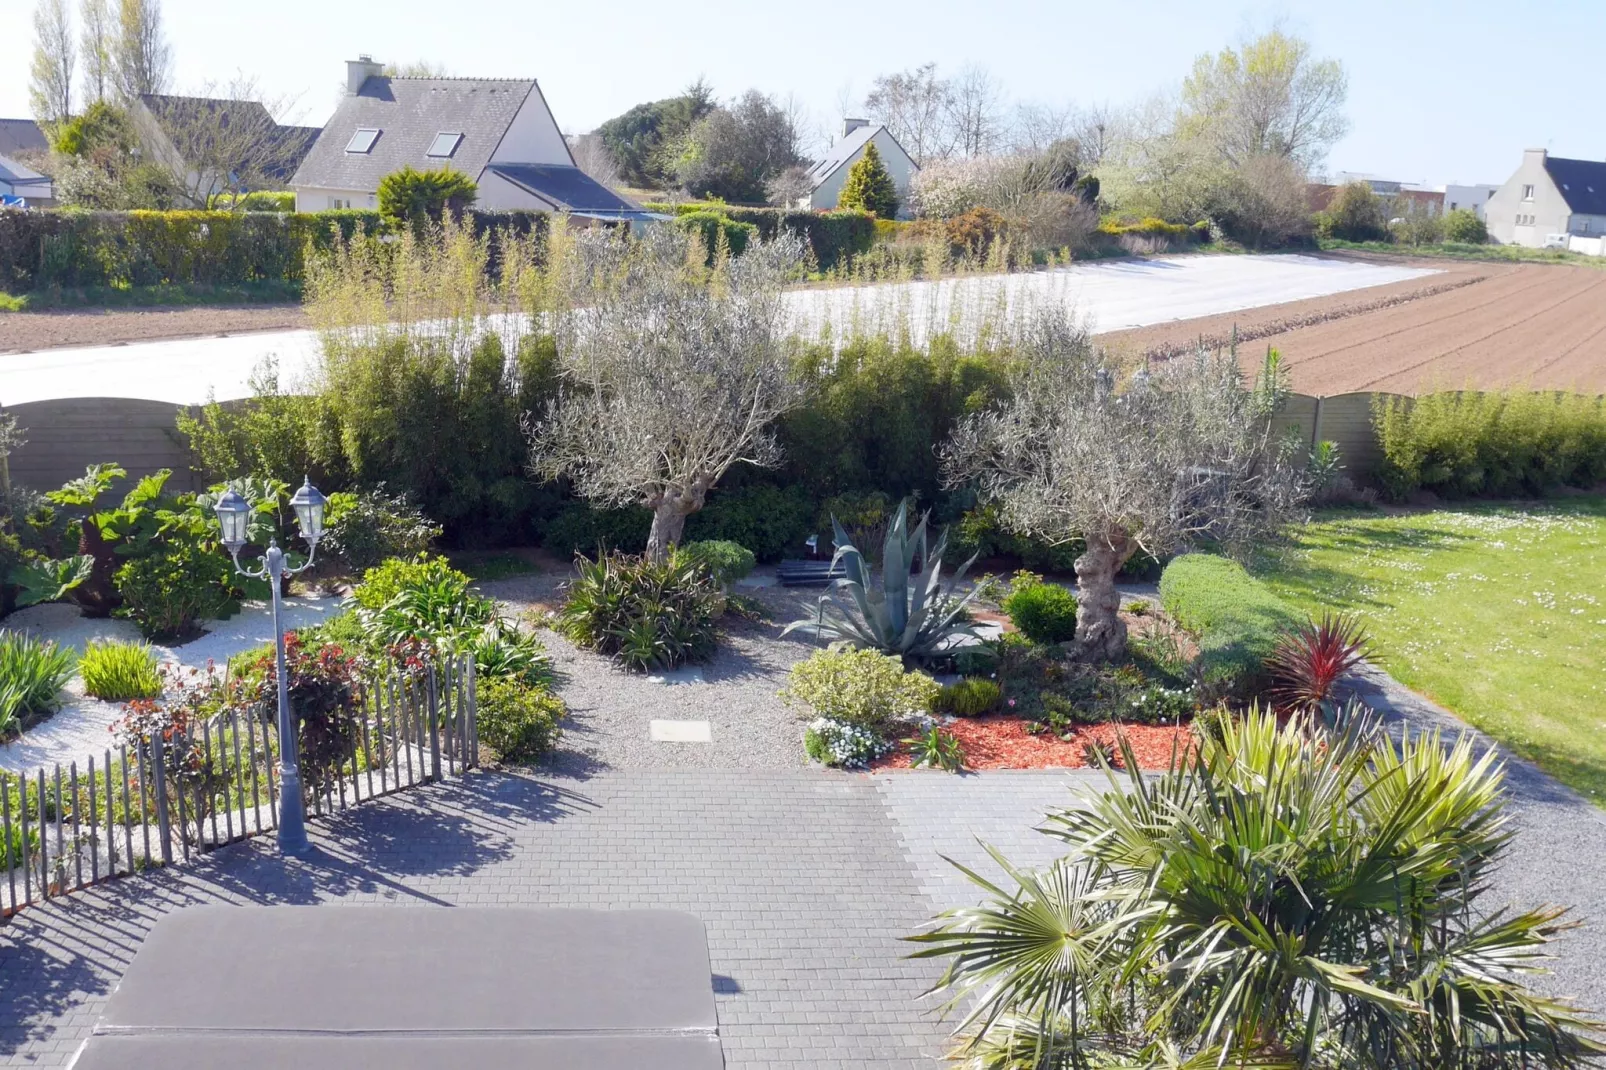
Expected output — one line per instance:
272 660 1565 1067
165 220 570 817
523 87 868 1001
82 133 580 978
1159 553 1300 695
0 208 549 293
642 202 876 271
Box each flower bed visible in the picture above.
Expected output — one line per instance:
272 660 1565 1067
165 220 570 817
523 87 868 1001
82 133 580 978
874 716 1194 771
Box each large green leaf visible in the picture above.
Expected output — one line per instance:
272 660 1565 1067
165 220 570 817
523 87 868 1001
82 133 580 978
11 555 95 608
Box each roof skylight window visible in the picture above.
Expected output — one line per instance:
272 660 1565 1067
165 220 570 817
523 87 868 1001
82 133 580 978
345 128 380 154
427 132 463 158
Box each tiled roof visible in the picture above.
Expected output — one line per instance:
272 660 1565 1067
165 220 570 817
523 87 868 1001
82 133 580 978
1544 156 1606 216
486 163 644 214
806 124 877 186
139 94 320 182
291 77 536 191
0 118 48 157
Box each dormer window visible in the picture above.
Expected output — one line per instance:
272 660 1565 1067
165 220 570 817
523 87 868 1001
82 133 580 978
1521 184 1535 201
346 128 381 154
427 132 463 158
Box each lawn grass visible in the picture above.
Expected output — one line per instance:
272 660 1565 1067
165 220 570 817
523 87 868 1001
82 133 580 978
1253 498 1606 803
450 550 541 582
1319 238 1606 270
0 279 302 311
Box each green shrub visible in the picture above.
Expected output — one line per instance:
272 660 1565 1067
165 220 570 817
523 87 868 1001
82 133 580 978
672 210 758 261
645 203 876 271
1159 554 1300 695
352 554 474 612
684 484 815 563
1316 182 1390 242
321 489 442 574
680 540 756 586
781 648 941 736
1442 208 1488 244
837 141 899 219
0 631 76 735
79 639 163 701
1373 391 1606 500
464 620 554 688
1001 573 1079 644
476 676 565 762
113 542 236 640
541 502 651 557
933 677 1001 716
377 165 478 232
557 551 722 671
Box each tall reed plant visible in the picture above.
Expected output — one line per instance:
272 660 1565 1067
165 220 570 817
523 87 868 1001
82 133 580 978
0 631 76 735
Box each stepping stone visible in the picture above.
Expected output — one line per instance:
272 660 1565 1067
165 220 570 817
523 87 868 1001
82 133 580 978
650 720 712 743
646 666 705 685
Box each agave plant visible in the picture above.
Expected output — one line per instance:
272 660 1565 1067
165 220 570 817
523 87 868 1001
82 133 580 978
909 706 1605 1069
783 500 983 662
1267 610 1372 713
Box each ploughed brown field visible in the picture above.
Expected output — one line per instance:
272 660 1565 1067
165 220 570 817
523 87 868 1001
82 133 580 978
1100 258 1606 395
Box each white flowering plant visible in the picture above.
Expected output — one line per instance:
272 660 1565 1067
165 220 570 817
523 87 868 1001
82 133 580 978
804 717 895 769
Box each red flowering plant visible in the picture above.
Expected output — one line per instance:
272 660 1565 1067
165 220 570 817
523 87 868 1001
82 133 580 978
111 663 235 845
231 634 366 800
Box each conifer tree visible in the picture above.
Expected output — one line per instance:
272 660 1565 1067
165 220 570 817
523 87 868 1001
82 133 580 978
836 141 899 218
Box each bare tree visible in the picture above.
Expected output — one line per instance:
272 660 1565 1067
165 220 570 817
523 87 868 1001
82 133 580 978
1069 102 1122 167
864 63 953 164
79 0 112 103
944 310 1303 658
115 0 169 97
529 226 808 560
1180 28 1347 169
1011 101 1075 154
137 78 309 207
568 131 623 190
946 64 1006 158
29 0 75 125
383 60 451 77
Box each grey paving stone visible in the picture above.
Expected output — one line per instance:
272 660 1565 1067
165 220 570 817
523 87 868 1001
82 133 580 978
0 770 947 1069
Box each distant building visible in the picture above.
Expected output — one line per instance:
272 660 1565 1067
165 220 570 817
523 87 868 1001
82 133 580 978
0 118 49 158
1442 183 1499 220
127 94 319 201
800 119 918 216
1485 149 1606 247
291 55 654 222
1306 181 1444 216
0 153 53 205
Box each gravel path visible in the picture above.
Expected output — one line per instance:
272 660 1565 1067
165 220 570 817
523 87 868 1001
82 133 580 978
0 594 346 773
480 572 833 775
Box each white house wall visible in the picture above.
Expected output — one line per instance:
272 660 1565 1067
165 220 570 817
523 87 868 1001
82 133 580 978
294 187 377 212
809 128 917 217
1486 151 1573 247
487 85 573 167
1443 183 1499 220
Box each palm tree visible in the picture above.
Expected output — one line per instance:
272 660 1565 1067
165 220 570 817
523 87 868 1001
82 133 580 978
909 707 1604 1069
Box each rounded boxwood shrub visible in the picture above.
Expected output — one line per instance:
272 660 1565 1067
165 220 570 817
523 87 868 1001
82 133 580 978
781 648 940 737
1002 573 1079 644
933 677 1001 716
476 676 566 762
680 540 756 587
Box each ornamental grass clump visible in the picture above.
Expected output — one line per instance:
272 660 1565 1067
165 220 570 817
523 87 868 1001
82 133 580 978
910 705 1605 1068
557 550 722 671
0 631 76 736
79 639 163 701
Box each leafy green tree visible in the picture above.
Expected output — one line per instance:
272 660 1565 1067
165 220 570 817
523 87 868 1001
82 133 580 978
836 140 899 218
1318 180 1390 242
377 165 477 232
1180 28 1348 169
672 89 803 203
1444 207 1489 244
594 80 715 189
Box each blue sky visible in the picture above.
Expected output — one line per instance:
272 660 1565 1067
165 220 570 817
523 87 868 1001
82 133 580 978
1 0 1601 185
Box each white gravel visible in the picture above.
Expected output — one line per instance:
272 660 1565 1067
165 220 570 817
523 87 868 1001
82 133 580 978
0 594 346 773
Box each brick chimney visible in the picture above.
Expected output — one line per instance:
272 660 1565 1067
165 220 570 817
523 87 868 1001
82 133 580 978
346 55 383 96
841 118 869 139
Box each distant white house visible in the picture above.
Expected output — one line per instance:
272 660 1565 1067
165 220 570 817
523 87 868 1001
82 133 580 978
800 119 918 217
1442 183 1499 220
1486 148 1606 248
291 56 654 222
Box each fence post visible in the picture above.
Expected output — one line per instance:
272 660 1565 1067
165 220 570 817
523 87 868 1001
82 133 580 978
427 665 442 783
151 735 173 866
1310 395 1325 454
465 656 478 770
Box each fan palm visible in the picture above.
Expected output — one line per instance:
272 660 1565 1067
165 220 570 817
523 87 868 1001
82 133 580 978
909 706 1604 1069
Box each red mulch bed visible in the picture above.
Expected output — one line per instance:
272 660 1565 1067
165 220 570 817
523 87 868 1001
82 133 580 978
875 716 1195 771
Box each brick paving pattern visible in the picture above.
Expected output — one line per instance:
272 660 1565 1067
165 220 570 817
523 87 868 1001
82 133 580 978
0 771 948 1069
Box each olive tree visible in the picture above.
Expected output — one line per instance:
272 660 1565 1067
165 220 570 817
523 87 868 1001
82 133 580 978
943 310 1304 659
528 224 806 561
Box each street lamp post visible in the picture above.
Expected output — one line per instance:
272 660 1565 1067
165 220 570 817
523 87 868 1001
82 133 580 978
214 477 328 855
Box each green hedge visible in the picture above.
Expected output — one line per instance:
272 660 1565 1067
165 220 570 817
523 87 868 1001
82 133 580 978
0 208 548 293
1373 391 1606 500
673 210 758 260
1159 553 1300 695
642 201 875 271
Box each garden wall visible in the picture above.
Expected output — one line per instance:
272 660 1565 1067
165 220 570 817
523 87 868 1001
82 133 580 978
1268 391 1384 473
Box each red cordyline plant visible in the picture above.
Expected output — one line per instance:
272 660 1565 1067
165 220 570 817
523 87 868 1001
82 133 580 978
1267 611 1373 712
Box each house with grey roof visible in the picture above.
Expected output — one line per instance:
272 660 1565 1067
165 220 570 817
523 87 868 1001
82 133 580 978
292 56 651 221
0 118 49 159
1486 148 1606 249
0 153 53 206
800 119 918 216
129 93 320 203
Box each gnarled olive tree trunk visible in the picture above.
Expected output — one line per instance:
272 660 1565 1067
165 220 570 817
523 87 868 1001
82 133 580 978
644 486 706 563
1072 527 1136 661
